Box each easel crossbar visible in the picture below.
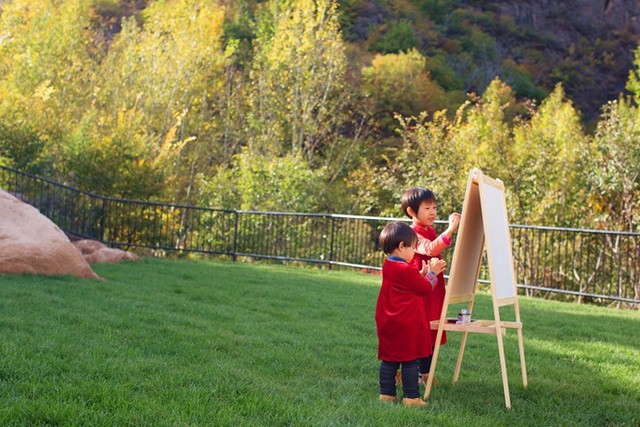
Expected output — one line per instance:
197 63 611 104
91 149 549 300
430 320 521 335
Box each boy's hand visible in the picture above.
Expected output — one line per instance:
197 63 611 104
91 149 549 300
428 258 446 276
419 260 429 277
448 212 461 232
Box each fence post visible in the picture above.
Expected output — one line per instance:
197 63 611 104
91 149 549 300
100 197 107 242
232 210 239 262
329 215 336 270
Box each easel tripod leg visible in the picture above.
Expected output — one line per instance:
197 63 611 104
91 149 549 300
424 328 445 400
496 327 511 409
517 328 528 387
453 331 469 383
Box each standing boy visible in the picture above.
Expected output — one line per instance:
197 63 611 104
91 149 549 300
401 187 460 385
375 221 445 407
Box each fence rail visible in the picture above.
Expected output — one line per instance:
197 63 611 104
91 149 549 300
1 165 638 307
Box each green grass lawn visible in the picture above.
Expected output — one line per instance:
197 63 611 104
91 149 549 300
0 258 638 426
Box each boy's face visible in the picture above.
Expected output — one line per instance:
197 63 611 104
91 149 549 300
413 201 437 227
396 241 416 262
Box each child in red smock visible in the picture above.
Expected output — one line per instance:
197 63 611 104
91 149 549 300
401 187 460 385
375 221 445 407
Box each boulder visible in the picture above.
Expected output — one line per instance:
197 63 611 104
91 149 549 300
72 239 105 256
72 239 140 264
0 188 99 279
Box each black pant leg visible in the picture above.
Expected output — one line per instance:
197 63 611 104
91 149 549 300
379 361 400 396
418 352 433 375
401 359 420 398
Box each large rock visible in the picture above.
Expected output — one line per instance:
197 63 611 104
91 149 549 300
0 188 99 279
72 239 140 264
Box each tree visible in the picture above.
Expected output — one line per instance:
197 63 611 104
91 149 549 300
625 48 640 107
394 107 470 216
0 0 97 173
248 0 348 165
453 78 538 221
70 0 232 201
202 148 321 212
392 79 591 227
222 0 369 213
588 98 640 232
511 84 590 226
373 20 418 54
362 49 447 135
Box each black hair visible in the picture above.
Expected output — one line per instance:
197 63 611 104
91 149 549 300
400 186 437 218
379 221 418 255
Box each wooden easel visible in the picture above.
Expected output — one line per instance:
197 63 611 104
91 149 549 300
424 168 528 408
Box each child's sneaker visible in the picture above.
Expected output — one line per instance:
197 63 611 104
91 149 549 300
402 397 427 407
379 394 398 403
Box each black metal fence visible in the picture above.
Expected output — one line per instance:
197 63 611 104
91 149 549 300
1 165 638 307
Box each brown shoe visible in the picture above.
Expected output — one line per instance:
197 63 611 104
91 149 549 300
402 397 427 407
379 394 398 403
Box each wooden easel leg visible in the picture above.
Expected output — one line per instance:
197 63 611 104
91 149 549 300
424 328 445 400
453 331 469 383
495 327 511 409
517 328 528 387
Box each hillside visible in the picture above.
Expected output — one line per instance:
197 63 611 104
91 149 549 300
83 0 640 124
496 0 640 122
337 0 640 123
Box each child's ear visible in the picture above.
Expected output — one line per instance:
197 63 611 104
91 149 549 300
406 207 417 218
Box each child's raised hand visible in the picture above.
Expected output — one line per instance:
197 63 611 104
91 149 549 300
448 212 461 232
